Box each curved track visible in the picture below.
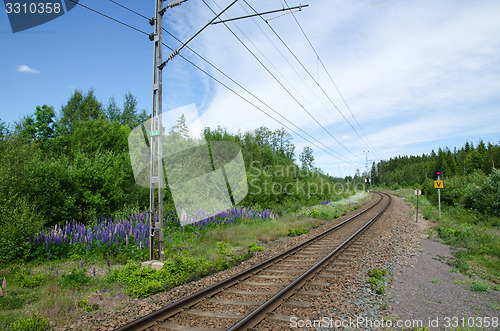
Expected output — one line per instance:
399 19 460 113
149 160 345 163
115 192 392 331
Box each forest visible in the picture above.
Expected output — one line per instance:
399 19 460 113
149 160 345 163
373 140 500 216
0 89 348 263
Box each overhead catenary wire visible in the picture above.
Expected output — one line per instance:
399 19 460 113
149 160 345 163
67 0 150 36
159 0 239 68
105 0 356 163
161 41 353 162
282 0 382 161
230 0 347 147
107 0 150 20
213 0 333 136
203 0 362 162
243 0 371 159
69 0 357 164
159 32 354 164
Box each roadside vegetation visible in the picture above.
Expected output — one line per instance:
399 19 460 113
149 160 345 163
0 195 366 329
402 190 499 285
372 140 499 287
0 89 369 329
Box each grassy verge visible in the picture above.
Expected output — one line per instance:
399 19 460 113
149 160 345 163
0 192 370 329
380 187 500 286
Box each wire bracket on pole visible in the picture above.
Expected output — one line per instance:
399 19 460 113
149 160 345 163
160 0 188 15
211 4 309 25
159 49 179 69
167 0 187 8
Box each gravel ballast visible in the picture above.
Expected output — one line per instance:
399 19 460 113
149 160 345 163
59 193 498 331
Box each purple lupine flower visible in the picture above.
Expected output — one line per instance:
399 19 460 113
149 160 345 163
107 258 110 267
48 250 51 260
92 268 96 277
196 231 200 240
55 269 58 275
80 261 84 268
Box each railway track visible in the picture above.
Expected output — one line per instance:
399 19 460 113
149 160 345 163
115 192 392 331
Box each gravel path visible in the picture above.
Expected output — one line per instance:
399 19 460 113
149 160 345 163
387 238 500 330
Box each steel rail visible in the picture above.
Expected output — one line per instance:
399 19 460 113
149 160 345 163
114 193 386 331
228 193 392 330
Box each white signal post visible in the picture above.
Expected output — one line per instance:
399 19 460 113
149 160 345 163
437 174 441 220
414 188 421 223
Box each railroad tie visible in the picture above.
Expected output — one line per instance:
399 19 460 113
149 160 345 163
224 289 272 296
284 300 312 308
295 290 322 297
157 321 223 331
243 281 285 286
208 298 261 306
187 310 245 319
254 274 297 279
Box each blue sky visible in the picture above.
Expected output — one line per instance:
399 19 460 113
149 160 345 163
1 0 499 177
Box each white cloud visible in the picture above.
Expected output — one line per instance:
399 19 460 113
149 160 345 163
16 65 40 74
167 0 500 176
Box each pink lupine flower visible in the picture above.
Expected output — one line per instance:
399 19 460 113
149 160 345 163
2 277 5 288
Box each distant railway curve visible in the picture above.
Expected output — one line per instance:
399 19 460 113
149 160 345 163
114 192 392 331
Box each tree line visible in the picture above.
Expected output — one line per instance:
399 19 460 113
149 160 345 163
372 140 500 216
0 89 344 262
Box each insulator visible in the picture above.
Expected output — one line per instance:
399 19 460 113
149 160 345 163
168 0 184 8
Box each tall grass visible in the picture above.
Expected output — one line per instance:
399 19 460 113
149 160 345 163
398 190 499 284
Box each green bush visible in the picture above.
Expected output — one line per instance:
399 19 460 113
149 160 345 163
0 293 26 310
318 207 339 220
367 269 387 295
11 314 50 331
0 197 45 263
469 282 488 292
248 242 264 252
287 228 309 237
367 269 387 279
475 168 500 217
107 255 216 298
216 241 233 257
77 299 99 312
61 268 90 289
17 273 45 289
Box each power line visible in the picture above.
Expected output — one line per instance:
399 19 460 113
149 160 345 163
69 0 357 164
104 1 345 160
67 0 150 36
204 0 361 162
159 0 239 68
232 0 343 141
107 0 150 20
282 0 382 160
161 41 352 162
243 0 370 159
161 37 354 163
